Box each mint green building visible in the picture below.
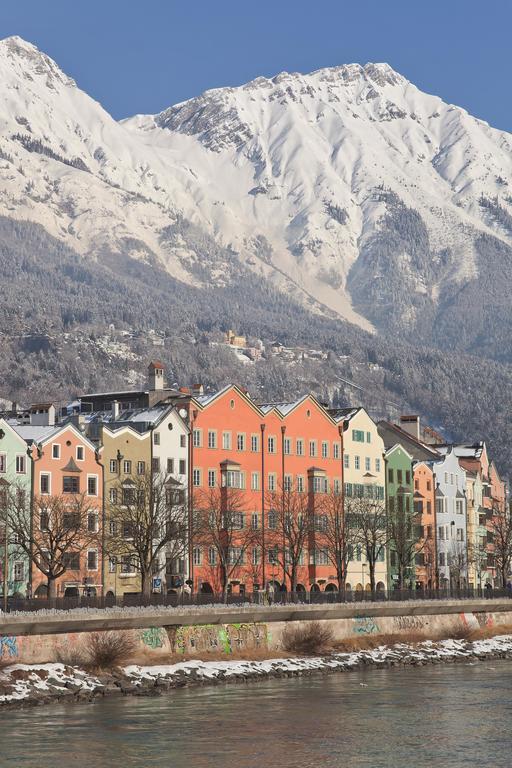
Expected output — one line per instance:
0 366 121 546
385 444 415 590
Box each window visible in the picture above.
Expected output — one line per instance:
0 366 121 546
63 476 79 494
208 430 217 449
321 441 329 459
232 513 245 530
193 547 202 566
52 444 60 459
63 552 80 570
208 547 217 565
193 468 201 487
309 440 317 458
284 474 292 492
12 561 24 583
0 454 5 473
87 513 98 532
297 476 304 493
344 454 350 469
121 555 135 574
314 514 327 532
87 476 98 496
87 550 98 570
251 513 259 529
109 488 117 504
251 472 259 491
427 480 432 491
268 547 278 564
354 456 360 470
166 458 174 474
122 521 134 538
344 482 353 497
152 457 160 473
208 469 216 488
268 473 276 491
251 435 259 452
438 553 446 567
252 547 260 565
375 458 381 473
352 430 365 442
40 473 50 494
109 557 116 573
397 470 403 484
193 429 202 448
227 547 243 565
366 432 371 443
333 443 340 460
438 526 445 540
388 468 394 483
222 431 232 450
16 455 25 474
122 487 136 506
179 459 186 475
268 510 277 529
237 433 245 451
296 439 304 456
284 437 291 455
405 470 411 485
109 459 117 473
137 461 145 475
334 478 341 494
76 446 84 461
123 460 132 474
365 457 371 472
180 435 187 448
40 510 49 531
457 528 464 542
267 436 276 454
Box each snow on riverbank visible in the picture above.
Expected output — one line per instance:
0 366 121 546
2 635 512 708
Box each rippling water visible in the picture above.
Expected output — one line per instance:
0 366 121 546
1 660 512 767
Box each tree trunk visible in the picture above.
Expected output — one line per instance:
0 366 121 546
369 564 376 595
141 572 152 602
47 576 57 601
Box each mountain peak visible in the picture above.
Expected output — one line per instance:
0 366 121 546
0 35 75 88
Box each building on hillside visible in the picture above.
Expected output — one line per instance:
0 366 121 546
13 422 103 598
412 462 437 589
226 330 247 348
99 425 151 598
183 386 344 595
384 444 415 590
331 408 387 593
0 419 31 597
429 449 468 589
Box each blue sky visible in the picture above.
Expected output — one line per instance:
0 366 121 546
1 1 510 130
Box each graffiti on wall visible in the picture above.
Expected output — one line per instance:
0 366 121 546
170 623 269 655
393 616 426 631
352 617 379 635
140 627 165 649
0 636 18 658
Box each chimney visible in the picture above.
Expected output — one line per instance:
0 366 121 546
30 403 56 427
192 384 204 397
148 361 165 391
112 400 120 420
399 414 420 441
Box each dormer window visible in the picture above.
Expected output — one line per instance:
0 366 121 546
52 444 60 459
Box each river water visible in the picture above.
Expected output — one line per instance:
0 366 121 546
1 660 511 767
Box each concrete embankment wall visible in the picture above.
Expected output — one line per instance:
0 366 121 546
1 600 511 664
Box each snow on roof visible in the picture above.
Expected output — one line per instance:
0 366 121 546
13 424 59 443
436 443 484 459
328 407 359 423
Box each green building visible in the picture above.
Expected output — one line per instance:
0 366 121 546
0 419 31 597
385 444 415 590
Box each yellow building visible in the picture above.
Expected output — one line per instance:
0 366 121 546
100 425 151 597
331 407 387 593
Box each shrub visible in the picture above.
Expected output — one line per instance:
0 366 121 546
281 621 334 655
83 631 137 670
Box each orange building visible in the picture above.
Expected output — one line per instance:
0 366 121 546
413 461 437 589
184 386 344 594
15 422 103 598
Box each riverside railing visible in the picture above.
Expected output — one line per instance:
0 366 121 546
2 586 511 613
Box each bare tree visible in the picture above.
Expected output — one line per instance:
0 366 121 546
491 509 512 588
448 541 468 589
106 472 188 599
387 494 425 589
266 486 310 592
4 490 99 600
195 485 257 600
349 496 388 595
317 489 356 591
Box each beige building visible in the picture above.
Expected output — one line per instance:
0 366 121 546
100 425 151 597
331 407 387 592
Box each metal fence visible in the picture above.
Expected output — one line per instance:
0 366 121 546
3 586 511 613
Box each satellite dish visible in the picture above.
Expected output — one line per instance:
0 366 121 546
179 408 187 418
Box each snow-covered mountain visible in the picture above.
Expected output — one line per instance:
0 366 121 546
2 35 512 351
